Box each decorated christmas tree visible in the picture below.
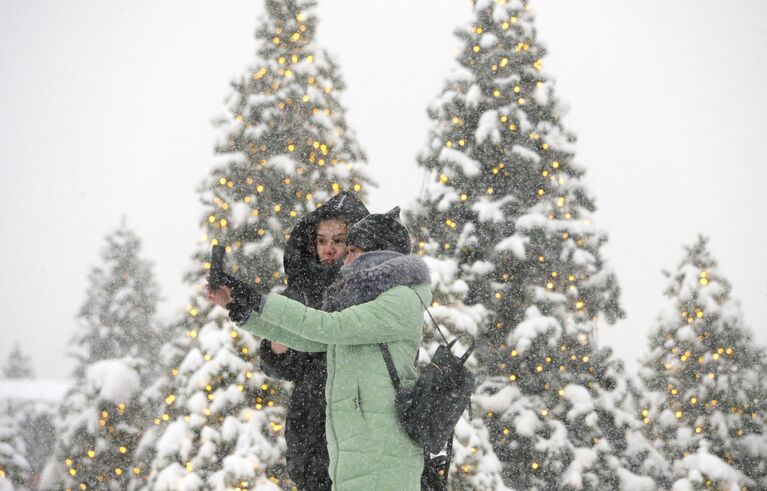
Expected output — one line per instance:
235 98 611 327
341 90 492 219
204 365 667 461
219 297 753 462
639 236 767 489
408 0 655 488
40 224 162 491
1 345 34 380
143 0 370 488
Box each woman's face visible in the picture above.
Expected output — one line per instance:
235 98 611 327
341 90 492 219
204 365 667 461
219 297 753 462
316 219 348 265
343 245 364 265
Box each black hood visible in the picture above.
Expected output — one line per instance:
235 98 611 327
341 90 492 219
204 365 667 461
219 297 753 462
283 192 370 307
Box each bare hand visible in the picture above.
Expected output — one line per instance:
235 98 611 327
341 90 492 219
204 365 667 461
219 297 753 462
206 283 233 308
271 342 289 354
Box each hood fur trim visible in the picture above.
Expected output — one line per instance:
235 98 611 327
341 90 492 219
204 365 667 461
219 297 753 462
322 252 430 312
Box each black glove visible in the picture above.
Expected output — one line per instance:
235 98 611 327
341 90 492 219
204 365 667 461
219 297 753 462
219 272 263 324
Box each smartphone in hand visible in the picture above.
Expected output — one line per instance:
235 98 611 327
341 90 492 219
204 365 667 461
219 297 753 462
209 245 226 289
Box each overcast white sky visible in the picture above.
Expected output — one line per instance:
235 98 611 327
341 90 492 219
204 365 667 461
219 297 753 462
1 1 765 380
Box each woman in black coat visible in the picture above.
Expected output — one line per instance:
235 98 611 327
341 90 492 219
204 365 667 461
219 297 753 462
258 192 368 490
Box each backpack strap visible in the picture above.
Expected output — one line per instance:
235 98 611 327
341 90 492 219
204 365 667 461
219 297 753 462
413 290 450 346
378 343 401 391
413 289 476 363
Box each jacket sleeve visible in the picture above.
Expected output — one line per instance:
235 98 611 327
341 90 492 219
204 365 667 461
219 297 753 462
258 339 302 381
241 320 328 353
240 285 424 346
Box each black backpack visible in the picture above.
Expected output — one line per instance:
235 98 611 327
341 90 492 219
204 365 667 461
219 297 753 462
378 297 475 491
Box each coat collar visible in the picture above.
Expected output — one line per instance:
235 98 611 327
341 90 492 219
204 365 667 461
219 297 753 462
322 252 430 312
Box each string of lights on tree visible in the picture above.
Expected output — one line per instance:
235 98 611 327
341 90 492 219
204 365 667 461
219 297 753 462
639 236 767 488
41 225 163 491
142 1 371 489
407 0 656 488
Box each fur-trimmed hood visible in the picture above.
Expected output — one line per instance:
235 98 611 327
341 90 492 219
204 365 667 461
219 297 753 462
322 251 430 312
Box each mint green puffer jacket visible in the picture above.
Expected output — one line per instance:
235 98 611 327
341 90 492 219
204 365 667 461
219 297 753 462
239 252 431 491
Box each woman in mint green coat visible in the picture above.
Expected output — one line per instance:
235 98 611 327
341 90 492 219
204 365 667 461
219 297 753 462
208 208 430 491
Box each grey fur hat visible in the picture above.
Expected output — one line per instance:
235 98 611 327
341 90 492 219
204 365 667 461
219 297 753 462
346 206 411 255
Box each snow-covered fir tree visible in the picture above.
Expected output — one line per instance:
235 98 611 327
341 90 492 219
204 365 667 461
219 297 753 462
0 409 30 491
1 379 65 489
68 223 163 377
408 1 656 488
639 236 767 489
142 1 371 488
41 224 163 491
1 345 34 380
15 401 56 488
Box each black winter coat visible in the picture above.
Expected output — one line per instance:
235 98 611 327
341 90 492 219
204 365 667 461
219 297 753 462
257 192 368 491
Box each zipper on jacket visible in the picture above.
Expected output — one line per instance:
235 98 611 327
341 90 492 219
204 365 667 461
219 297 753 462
327 345 340 486
356 385 365 418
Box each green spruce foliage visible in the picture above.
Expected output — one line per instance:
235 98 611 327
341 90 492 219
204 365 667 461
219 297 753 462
407 1 657 488
2 345 34 380
41 224 162 490
143 1 371 488
640 236 767 489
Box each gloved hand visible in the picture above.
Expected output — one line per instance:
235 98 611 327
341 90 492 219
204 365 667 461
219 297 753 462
219 272 263 324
